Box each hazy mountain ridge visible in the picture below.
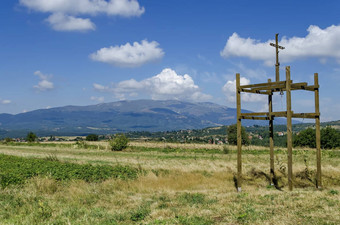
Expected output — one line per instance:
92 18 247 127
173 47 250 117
0 100 288 137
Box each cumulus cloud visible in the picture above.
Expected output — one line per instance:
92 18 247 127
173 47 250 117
20 0 144 31
34 71 54 91
46 13 95 31
222 77 266 103
93 68 212 101
90 40 164 67
90 96 105 102
221 25 340 65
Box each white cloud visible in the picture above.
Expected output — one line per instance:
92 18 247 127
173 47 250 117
222 77 266 103
93 68 212 101
221 25 340 65
46 13 95 31
0 99 11 104
90 40 164 67
90 96 105 102
34 71 54 91
20 0 144 31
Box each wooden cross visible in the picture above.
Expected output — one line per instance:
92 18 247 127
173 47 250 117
270 33 285 82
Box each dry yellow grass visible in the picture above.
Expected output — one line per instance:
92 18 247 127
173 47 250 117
0 142 339 224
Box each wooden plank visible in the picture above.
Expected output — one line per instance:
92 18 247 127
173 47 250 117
236 73 242 192
240 89 271 95
292 113 319 118
240 80 286 89
305 85 320 91
268 79 275 185
254 82 305 91
315 73 322 188
271 111 288 117
291 82 308 89
241 112 268 116
251 83 286 91
286 66 293 191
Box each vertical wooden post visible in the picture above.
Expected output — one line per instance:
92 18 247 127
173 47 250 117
286 66 293 191
236 73 242 192
268 79 274 185
314 73 322 188
275 34 280 82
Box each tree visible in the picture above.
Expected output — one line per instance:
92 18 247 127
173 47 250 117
321 126 340 149
109 134 129 151
227 124 249 145
86 134 99 141
293 128 315 148
26 132 37 142
293 126 340 149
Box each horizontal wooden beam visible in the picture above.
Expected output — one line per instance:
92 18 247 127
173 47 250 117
239 112 320 120
292 113 320 119
241 116 269 120
251 83 286 91
291 82 308 89
240 81 318 94
240 81 287 89
240 89 271 95
271 111 289 117
241 112 268 116
305 85 319 91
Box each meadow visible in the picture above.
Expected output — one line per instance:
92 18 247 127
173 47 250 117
0 141 339 224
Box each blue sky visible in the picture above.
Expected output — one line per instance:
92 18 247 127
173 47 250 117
1 0 340 122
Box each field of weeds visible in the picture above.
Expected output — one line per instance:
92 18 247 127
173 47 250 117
0 141 339 224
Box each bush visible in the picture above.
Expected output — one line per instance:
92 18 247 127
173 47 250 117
321 126 340 149
293 128 315 148
86 134 99 141
293 126 340 149
26 132 37 142
2 137 13 144
109 134 129 151
223 145 231 154
227 124 249 145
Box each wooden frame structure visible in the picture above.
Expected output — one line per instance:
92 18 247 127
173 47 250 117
236 34 321 191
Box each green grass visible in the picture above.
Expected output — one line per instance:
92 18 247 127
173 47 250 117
0 142 339 224
0 154 140 188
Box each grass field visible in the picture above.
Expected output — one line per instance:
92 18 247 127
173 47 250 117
0 141 339 224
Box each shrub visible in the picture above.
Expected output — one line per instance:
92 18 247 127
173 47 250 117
321 126 340 149
86 134 99 141
109 134 129 151
227 124 249 145
223 145 231 154
293 128 315 148
293 126 340 149
2 137 13 144
26 132 37 142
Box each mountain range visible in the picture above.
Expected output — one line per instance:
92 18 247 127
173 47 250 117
0 100 290 137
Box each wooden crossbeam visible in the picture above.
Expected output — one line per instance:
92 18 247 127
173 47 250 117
240 111 319 119
240 89 271 95
249 82 306 92
241 112 268 116
305 85 319 91
240 80 286 89
241 83 319 94
271 111 288 117
291 82 308 89
251 83 286 91
292 113 320 119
